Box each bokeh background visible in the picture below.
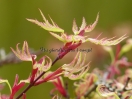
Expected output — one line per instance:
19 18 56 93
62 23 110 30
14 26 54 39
0 0 132 99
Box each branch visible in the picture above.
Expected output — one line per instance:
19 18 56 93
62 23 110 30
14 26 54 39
0 49 42 67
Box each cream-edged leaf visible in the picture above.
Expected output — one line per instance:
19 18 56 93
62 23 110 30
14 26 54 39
96 85 120 99
85 13 99 33
49 32 65 42
62 52 90 80
10 41 36 61
72 19 79 35
27 9 64 33
88 34 127 46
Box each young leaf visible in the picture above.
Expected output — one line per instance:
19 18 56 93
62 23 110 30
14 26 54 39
27 9 64 33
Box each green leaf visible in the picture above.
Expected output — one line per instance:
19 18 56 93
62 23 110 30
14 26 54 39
119 38 132 56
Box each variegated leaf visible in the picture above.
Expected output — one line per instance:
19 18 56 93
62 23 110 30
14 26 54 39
85 12 99 33
33 55 52 72
72 19 79 35
88 34 127 46
62 52 90 80
10 41 36 61
96 84 120 99
27 9 64 33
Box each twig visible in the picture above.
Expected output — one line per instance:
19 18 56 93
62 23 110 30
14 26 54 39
84 84 97 98
0 49 42 67
122 77 130 91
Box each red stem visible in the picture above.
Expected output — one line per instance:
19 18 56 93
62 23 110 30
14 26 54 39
16 57 60 99
115 44 121 62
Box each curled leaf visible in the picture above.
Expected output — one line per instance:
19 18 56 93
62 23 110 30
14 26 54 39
0 79 11 93
33 55 52 71
10 41 36 61
96 84 120 99
85 12 99 33
62 52 90 80
73 17 86 35
72 13 99 35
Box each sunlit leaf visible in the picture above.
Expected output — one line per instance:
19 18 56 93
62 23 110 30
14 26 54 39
88 34 127 46
27 9 64 33
85 12 99 33
10 41 36 61
62 52 90 80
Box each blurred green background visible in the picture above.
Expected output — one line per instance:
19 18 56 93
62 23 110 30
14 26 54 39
0 0 132 99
